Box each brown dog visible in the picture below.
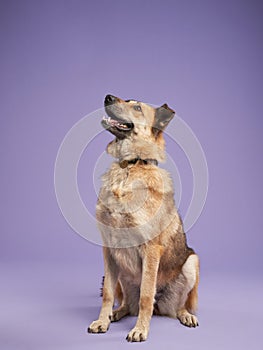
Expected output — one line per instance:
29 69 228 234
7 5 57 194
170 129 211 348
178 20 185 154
88 95 199 342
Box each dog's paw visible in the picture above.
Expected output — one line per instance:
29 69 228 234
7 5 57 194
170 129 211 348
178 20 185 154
112 306 129 322
177 310 199 328
126 327 148 342
87 319 110 334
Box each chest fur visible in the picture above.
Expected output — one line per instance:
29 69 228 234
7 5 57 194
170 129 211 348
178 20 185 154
110 247 142 278
98 163 173 212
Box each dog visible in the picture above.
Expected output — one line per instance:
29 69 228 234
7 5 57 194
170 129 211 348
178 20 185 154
88 94 199 342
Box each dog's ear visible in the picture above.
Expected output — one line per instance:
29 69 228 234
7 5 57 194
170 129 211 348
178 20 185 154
152 103 175 137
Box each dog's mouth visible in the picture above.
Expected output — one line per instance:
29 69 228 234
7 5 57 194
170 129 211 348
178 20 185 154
102 115 133 131
101 113 134 139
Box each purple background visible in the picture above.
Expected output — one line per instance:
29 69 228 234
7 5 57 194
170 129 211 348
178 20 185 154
1 0 263 349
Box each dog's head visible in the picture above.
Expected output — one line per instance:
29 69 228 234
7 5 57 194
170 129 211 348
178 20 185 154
102 94 175 162
102 94 175 139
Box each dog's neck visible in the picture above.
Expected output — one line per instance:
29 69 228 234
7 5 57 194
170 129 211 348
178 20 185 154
106 135 166 163
119 158 158 169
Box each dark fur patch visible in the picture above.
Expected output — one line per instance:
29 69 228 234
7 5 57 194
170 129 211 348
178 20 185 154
152 103 175 137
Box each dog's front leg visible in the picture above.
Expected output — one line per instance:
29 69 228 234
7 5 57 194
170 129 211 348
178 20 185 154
126 246 162 342
88 247 118 334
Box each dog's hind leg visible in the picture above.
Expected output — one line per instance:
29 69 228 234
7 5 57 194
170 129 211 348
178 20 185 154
112 279 141 322
112 280 130 322
155 254 199 328
112 305 130 322
177 254 199 327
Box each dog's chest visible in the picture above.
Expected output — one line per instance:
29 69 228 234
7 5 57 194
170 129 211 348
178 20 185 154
99 165 148 213
102 165 132 195
110 247 142 277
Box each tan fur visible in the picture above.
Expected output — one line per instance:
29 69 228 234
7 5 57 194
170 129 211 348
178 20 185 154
88 95 200 341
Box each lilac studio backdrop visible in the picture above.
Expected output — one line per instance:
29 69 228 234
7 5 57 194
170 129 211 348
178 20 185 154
1 1 263 349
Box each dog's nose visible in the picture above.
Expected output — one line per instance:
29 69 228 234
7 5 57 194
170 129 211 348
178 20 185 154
105 94 117 105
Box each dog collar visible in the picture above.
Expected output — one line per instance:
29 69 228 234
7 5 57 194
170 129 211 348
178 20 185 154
119 158 158 169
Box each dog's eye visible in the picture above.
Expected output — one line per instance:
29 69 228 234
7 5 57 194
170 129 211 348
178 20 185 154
133 105 142 112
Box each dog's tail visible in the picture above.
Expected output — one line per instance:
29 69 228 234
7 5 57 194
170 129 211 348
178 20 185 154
100 276 105 297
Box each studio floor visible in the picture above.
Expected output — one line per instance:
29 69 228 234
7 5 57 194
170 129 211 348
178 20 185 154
1 262 262 350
